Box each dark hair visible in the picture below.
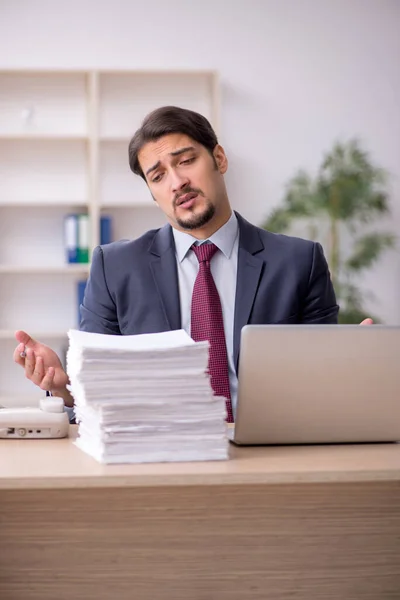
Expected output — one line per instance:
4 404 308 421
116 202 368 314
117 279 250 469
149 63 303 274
128 106 218 179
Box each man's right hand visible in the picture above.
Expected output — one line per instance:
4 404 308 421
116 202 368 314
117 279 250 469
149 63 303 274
13 330 73 407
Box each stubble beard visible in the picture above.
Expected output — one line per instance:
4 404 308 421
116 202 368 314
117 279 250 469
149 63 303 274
174 198 216 231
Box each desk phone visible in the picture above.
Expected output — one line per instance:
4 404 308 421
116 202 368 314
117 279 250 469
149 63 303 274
0 397 69 439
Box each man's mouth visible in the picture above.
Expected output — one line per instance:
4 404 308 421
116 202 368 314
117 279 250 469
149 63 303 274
176 192 198 207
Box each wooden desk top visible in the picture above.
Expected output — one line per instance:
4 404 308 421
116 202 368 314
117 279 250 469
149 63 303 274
0 426 399 490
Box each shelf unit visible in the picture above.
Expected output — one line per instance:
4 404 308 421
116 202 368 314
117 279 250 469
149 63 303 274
0 69 220 406
0 265 90 274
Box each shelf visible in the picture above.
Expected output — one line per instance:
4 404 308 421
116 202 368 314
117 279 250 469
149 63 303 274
100 201 158 209
99 141 148 204
99 71 216 139
0 265 90 275
0 139 88 204
0 330 68 340
98 68 218 76
0 72 88 138
0 201 88 208
0 133 88 141
100 136 131 143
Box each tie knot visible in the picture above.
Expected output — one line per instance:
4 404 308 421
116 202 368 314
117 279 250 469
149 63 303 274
192 242 218 263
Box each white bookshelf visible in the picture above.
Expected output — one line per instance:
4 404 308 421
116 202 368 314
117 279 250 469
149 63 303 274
0 266 89 274
0 68 219 406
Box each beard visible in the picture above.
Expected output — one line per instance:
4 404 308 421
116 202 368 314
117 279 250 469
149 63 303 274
175 201 216 230
173 187 215 230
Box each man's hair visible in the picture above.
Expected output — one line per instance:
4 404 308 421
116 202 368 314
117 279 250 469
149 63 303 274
128 106 219 179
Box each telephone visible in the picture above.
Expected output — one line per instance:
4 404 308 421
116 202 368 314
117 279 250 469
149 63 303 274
0 397 69 439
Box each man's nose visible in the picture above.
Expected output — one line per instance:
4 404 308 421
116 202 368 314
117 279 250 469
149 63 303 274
171 171 190 194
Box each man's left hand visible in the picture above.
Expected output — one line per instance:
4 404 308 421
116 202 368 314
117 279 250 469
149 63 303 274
360 318 374 325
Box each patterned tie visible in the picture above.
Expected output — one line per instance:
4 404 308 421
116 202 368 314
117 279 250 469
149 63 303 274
191 243 234 423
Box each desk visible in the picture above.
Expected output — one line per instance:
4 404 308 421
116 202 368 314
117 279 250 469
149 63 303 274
0 426 399 599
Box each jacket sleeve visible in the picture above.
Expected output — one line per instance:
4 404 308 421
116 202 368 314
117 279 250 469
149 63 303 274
301 242 339 324
79 246 121 334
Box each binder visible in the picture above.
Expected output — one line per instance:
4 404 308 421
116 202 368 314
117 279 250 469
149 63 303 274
64 214 79 263
65 214 113 264
77 214 89 263
77 279 87 327
100 215 112 245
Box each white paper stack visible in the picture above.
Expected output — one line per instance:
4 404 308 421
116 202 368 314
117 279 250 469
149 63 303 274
66 329 229 464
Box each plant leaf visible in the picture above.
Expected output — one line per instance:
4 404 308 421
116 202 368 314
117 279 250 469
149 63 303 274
345 233 396 271
316 139 390 222
284 170 320 215
262 171 323 232
261 206 293 233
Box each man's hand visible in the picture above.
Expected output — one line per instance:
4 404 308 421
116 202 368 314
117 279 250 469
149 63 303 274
13 330 73 406
360 318 374 325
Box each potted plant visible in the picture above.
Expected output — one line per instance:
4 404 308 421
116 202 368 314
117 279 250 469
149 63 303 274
262 139 397 323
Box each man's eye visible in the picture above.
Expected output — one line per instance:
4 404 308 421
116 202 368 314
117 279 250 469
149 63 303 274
180 157 195 165
152 173 163 183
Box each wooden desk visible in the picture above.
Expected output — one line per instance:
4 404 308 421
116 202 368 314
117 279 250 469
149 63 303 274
0 427 399 599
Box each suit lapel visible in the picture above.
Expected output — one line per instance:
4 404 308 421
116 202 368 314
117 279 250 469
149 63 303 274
149 224 181 331
233 213 265 371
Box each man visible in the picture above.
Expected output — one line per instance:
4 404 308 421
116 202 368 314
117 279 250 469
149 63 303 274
13 106 372 420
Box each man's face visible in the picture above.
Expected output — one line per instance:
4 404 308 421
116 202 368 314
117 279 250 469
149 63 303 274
138 133 229 233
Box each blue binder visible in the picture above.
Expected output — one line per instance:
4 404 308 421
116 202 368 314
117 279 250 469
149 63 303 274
100 215 112 245
64 214 79 263
77 280 87 327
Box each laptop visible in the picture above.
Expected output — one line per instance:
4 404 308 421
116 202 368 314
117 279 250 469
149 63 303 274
229 324 400 445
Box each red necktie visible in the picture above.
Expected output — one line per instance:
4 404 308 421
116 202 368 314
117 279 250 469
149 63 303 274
190 243 234 423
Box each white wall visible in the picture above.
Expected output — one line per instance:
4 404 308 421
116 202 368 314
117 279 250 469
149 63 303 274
1 0 399 323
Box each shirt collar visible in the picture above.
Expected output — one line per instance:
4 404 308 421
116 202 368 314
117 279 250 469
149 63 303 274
172 212 238 263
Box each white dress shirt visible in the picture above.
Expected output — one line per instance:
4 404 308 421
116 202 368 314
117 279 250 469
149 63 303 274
172 212 239 414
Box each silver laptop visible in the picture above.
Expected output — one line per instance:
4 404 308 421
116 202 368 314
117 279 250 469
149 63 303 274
229 325 400 445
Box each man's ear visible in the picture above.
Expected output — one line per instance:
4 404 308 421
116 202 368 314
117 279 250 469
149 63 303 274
213 144 228 174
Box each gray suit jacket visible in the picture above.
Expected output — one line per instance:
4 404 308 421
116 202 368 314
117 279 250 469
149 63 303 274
80 212 339 373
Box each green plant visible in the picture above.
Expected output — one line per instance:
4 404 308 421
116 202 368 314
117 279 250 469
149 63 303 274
262 139 397 323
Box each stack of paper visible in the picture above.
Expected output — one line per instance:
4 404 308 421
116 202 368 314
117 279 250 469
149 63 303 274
66 329 229 464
